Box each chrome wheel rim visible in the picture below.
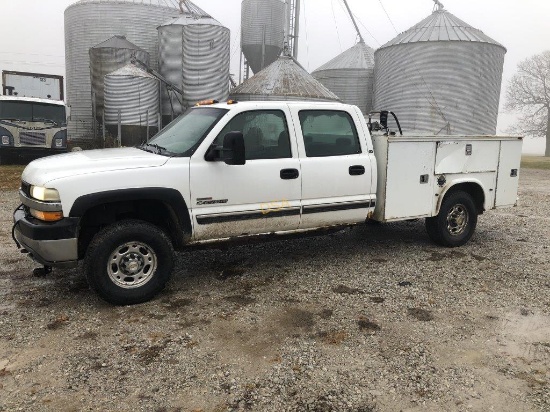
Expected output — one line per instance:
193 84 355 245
447 204 469 236
107 242 158 289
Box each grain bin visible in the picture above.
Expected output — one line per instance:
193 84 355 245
312 41 375 114
89 36 150 122
241 0 286 74
230 55 340 102
158 15 230 124
372 5 506 135
104 64 160 146
65 0 207 144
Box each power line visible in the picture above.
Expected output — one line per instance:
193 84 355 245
336 0 380 47
302 0 311 70
331 0 343 53
377 0 399 35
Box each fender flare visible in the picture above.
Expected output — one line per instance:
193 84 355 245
69 187 192 234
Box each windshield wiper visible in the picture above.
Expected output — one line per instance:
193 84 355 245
33 117 59 127
139 143 169 155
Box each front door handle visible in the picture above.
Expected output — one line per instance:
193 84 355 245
280 168 300 180
349 165 365 176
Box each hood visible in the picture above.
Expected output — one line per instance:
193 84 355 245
22 147 170 186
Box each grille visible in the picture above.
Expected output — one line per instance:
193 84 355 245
20 131 46 146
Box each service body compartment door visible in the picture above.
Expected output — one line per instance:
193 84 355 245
495 139 522 207
435 140 500 174
384 141 436 220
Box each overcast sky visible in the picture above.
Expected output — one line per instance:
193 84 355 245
0 0 548 151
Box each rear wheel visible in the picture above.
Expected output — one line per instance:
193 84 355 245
85 220 174 305
425 191 478 247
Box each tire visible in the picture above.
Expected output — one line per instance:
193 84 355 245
425 191 478 247
85 220 174 305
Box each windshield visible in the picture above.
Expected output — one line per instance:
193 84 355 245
147 107 228 156
0 101 66 125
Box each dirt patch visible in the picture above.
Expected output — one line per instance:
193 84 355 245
407 308 434 322
332 285 364 295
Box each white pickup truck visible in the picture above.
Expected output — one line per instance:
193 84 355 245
13 101 523 305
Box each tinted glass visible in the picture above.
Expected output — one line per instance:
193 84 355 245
299 110 362 157
0 101 66 125
149 107 228 156
215 110 291 160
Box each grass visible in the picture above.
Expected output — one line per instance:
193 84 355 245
0 165 25 190
521 155 550 170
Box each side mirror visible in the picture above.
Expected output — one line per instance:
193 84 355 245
223 131 246 165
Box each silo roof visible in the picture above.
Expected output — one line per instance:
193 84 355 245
313 41 375 72
379 9 505 50
107 64 157 79
159 15 223 28
231 56 340 101
91 35 147 52
68 0 208 15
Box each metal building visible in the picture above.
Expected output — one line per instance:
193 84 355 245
230 55 340 102
312 41 375 114
104 64 160 146
373 5 506 135
65 0 204 144
89 36 150 122
158 14 230 124
241 0 286 74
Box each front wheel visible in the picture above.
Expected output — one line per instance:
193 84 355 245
425 191 478 247
85 220 174 305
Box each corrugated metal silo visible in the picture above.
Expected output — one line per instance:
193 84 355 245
89 35 150 121
241 0 286 74
230 55 341 102
158 15 230 124
312 41 375 114
104 64 160 146
65 0 207 144
373 6 506 135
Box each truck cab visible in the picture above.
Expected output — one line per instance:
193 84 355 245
0 96 68 164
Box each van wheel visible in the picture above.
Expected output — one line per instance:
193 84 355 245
85 220 174 305
425 191 478 247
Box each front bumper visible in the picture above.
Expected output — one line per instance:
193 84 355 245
13 207 79 268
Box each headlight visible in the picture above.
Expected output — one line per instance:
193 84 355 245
52 130 67 149
30 186 61 202
0 126 13 145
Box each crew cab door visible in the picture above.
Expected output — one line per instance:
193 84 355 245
190 107 301 240
289 106 375 229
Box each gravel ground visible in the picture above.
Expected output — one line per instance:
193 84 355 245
0 169 548 412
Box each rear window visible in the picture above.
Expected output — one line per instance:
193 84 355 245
299 110 361 157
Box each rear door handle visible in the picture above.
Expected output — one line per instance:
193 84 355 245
280 168 300 180
349 165 365 176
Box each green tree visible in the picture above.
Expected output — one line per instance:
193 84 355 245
505 51 550 156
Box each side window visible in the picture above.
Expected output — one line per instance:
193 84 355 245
214 110 292 160
298 110 362 157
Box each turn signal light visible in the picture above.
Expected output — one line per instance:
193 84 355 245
227 100 238 105
30 209 64 222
